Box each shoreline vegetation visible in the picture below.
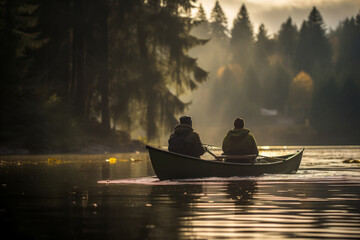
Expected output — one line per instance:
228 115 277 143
0 140 145 155
1 125 357 156
0 129 146 155
1 2 359 154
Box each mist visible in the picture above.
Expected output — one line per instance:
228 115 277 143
183 1 360 146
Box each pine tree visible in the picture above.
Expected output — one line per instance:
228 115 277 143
254 23 272 70
295 7 331 84
230 4 253 66
0 0 46 146
109 0 207 140
195 3 207 22
192 3 209 39
278 17 298 68
335 16 360 82
210 0 228 42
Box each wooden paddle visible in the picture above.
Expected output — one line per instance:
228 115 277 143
204 147 218 159
205 147 257 162
204 144 285 162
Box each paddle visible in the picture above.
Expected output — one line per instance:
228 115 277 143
257 155 286 162
204 143 285 162
204 146 218 159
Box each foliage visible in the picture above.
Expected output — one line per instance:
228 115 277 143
0 0 207 152
277 17 298 68
210 0 228 42
2 1 360 151
230 4 253 66
287 71 314 121
295 7 332 85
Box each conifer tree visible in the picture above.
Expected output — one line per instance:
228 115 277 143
230 4 253 66
203 1 229 73
295 7 331 83
109 0 207 140
278 17 298 68
195 3 207 22
192 4 210 39
0 0 46 146
254 23 272 70
210 0 228 42
335 15 360 81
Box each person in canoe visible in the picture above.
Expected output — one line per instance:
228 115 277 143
222 118 259 158
168 116 205 158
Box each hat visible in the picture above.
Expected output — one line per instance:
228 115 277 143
234 118 244 129
180 116 192 126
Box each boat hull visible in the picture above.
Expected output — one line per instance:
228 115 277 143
146 145 304 180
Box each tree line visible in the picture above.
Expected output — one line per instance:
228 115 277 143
188 1 360 144
0 0 359 153
0 0 207 152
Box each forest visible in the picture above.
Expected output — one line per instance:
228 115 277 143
0 0 359 153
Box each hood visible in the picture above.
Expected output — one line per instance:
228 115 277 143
174 124 193 137
226 128 250 141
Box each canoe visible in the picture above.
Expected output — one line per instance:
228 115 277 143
146 145 304 180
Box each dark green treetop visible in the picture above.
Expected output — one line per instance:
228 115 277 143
230 4 254 66
278 17 298 67
210 0 228 41
295 7 331 82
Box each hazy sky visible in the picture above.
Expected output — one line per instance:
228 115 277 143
197 0 360 36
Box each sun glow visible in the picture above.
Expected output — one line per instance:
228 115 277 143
232 0 354 8
197 0 360 35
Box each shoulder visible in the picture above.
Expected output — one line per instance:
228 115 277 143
223 131 231 139
186 131 202 143
189 131 200 138
248 131 256 138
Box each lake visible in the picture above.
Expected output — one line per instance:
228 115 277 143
1 146 360 239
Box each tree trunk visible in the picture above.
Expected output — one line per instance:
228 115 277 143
72 0 87 119
99 0 111 132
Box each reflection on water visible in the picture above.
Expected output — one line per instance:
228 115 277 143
0 146 360 239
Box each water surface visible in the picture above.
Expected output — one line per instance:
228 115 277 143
1 146 360 239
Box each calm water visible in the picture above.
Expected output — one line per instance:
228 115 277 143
1 146 360 240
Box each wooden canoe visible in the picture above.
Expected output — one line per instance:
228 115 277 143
146 145 304 180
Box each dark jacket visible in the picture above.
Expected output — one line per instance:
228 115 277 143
168 124 205 158
222 128 259 155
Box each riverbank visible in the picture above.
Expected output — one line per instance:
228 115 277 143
0 141 146 155
0 131 146 155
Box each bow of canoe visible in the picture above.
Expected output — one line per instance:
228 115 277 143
146 145 304 180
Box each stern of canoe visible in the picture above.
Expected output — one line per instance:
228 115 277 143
146 145 304 180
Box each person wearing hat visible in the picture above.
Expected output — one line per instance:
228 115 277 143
222 118 259 156
168 116 205 158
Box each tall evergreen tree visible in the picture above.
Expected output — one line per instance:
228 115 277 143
295 7 331 84
230 4 253 66
254 23 272 71
0 0 46 147
109 0 207 140
195 3 207 22
203 1 229 74
278 17 298 68
210 0 228 42
192 3 209 39
335 15 360 82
